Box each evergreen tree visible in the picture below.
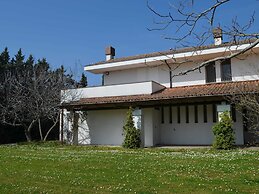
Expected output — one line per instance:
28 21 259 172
79 73 87 87
212 111 235 150
0 47 10 81
23 55 34 78
0 47 10 68
14 48 25 68
0 48 77 142
122 107 141 149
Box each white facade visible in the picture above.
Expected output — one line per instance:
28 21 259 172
61 41 259 146
63 104 244 146
103 52 259 88
61 81 165 102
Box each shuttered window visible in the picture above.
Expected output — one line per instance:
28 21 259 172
205 62 216 83
221 59 232 81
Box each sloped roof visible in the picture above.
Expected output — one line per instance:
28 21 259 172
88 39 257 66
61 80 259 110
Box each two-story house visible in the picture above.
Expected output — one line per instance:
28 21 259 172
61 30 259 146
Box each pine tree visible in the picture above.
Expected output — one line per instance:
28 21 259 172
0 47 10 69
0 47 10 81
79 73 87 87
123 107 141 149
14 48 25 68
23 55 34 85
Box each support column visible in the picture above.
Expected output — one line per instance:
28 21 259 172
143 108 154 147
60 109 64 144
72 111 79 145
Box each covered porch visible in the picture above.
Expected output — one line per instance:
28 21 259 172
60 80 259 146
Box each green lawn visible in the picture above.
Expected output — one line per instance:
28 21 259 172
0 143 258 194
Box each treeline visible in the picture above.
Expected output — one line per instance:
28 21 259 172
0 48 87 143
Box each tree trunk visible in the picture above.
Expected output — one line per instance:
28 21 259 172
24 119 36 142
24 129 32 142
43 115 59 141
38 118 43 141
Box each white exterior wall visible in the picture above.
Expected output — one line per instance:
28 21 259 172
62 109 127 145
103 55 259 87
160 105 244 145
233 110 244 145
104 63 206 87
87 109 126 145
62 105 244 146
62 81 165 102
62 110 91 145
142 108 160 147
232 55 259 81
143 108 154 147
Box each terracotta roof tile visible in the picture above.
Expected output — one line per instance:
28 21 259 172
63 80 259 108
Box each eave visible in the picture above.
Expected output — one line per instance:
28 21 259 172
85 40 259 74
60 80 259 111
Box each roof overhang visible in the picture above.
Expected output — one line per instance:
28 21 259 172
85 43 259 74
60 80 259 111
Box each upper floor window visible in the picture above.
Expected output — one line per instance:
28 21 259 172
221 59 232 81
205 62 216 83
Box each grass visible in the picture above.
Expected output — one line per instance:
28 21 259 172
0 142 258 194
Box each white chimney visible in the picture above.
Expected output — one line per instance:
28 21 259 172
105 46 115 61
213 27 223 45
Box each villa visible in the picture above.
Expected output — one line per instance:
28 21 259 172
60 29 259 146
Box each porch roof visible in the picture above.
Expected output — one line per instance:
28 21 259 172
61 80 259 110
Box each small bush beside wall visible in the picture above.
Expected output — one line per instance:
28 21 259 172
212 111 235 150
123 107 141 149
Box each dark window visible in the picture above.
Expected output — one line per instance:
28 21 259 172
161 107 164 124
212 104 217 122
205 62 216 83
231 104 236 122
203 105 207 123
169 106 172 123
221 59 232 81
194 105 198 123
186 106 189 123
177 106 181 123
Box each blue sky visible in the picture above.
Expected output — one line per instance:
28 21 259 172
0 0 258 85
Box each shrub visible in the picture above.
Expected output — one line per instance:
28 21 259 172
122 107 141 149
212 111 235 149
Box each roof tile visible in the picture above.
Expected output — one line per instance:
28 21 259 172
64 80 259 107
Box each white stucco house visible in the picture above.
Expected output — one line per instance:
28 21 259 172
60 30 259 146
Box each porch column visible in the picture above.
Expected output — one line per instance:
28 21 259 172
60 109 64 144
143 108 154 147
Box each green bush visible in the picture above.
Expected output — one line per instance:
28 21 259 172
212 111 235 150
122 107 141 149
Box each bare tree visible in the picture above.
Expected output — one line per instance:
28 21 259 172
0 49 77 142
147 0 259 134
147 0 259 77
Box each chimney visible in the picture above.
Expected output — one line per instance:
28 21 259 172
105 46 115 61
213 27 223 45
